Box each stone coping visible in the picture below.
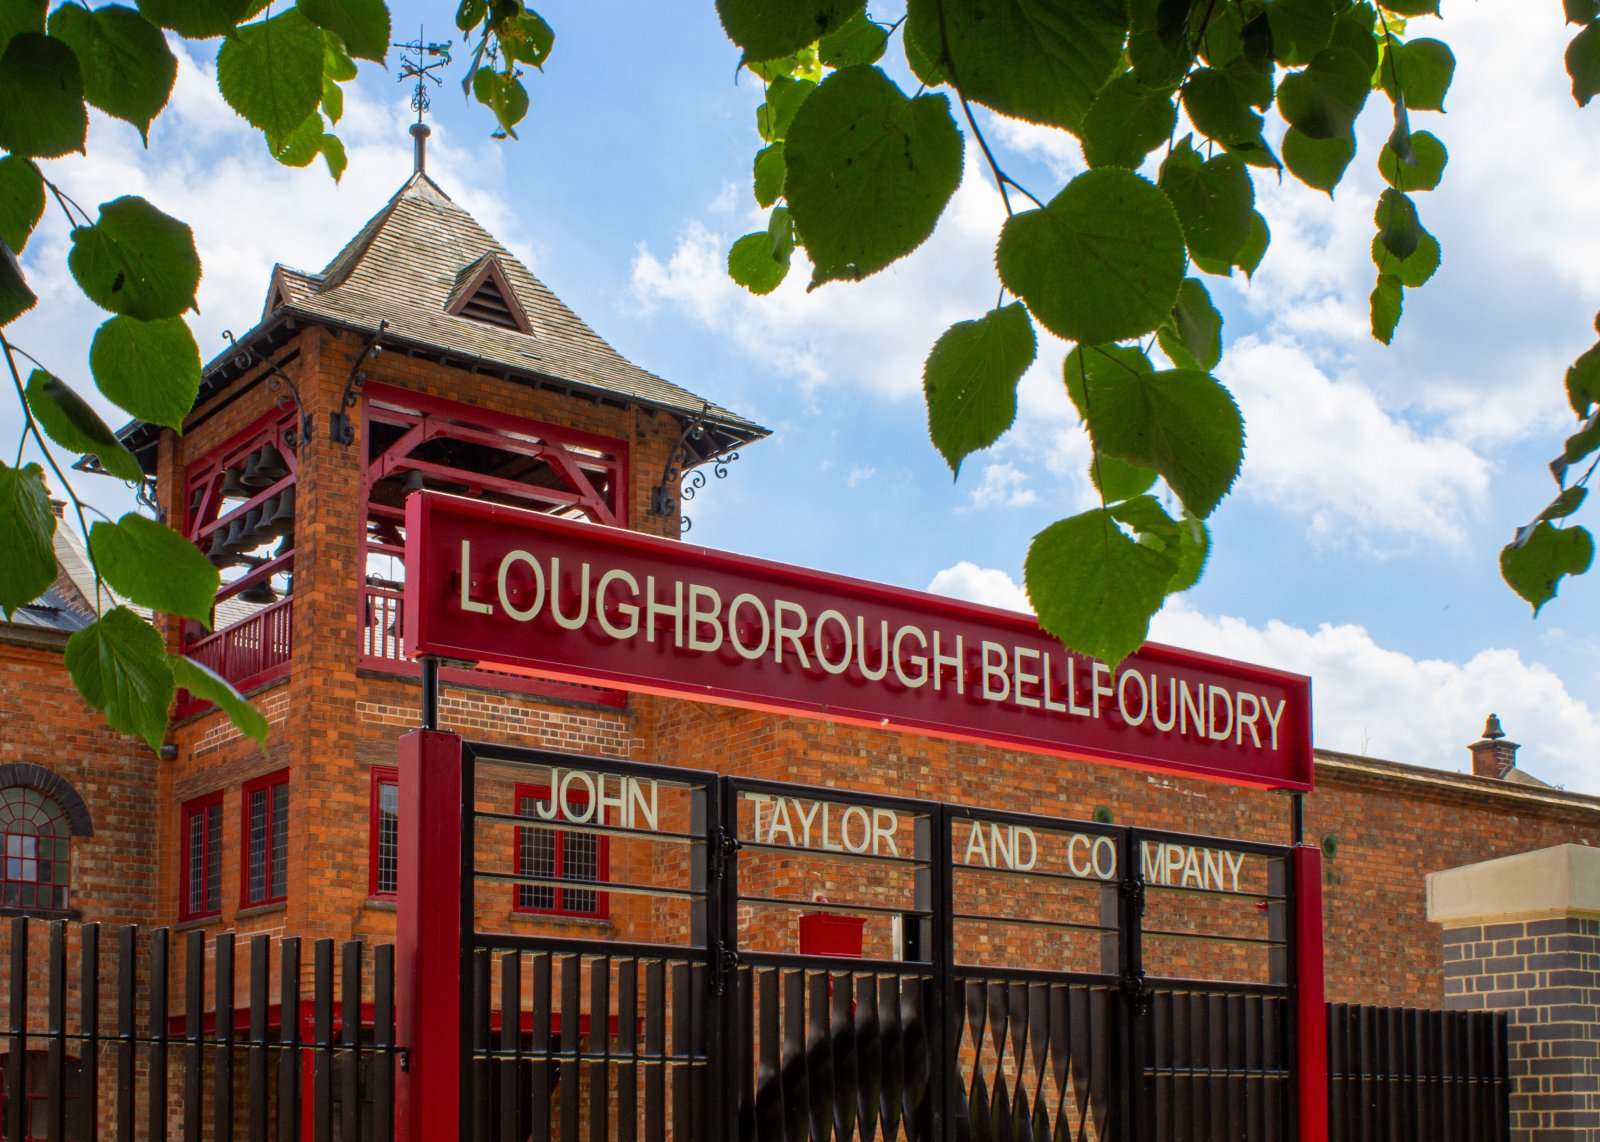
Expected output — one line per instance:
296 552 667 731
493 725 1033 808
1426 843 1600 926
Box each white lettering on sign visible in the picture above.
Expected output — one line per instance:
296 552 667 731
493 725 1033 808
1140 841 1246 893
744 793 901 857
961 822 1039 871
529 769 659 831
463 546 1291 753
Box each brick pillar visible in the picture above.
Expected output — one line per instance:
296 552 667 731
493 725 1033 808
1427 845 1600 1140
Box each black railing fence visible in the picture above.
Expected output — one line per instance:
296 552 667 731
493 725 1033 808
0 916 399 1142
1327 1003 1509 1142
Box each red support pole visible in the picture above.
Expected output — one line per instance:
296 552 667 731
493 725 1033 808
1293 843 1328 1142
396 729 465 1142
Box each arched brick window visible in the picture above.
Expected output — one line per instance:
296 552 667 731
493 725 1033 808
0 765 92 916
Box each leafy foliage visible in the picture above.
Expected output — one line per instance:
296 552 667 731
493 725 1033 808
923 303 1038 477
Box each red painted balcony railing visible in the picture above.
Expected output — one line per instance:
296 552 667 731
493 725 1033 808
176 596 294 720
361 587 626 709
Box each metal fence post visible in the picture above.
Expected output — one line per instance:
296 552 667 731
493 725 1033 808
396 728 466 1142
1293 843 1329 1142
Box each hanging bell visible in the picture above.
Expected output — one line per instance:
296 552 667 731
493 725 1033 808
268 486 296 530
252 442 289 484
225 508 263 553
237 579 277 605
188 487 204 518
283 574 294 597
240 447 271 489
252 495 282 540
401 469 426 496
219 467 248 498
206 530 235 566
273 531 294 561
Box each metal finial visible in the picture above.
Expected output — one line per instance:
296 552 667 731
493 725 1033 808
1481 713 1505 741
395 27 452 171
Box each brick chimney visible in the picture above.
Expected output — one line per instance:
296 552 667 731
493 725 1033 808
1469 713 1519 780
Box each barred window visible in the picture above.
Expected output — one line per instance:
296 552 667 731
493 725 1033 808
370 768 399 898
180 793 222 921
514 784 606 919
243 770 288 907
0 788 70 913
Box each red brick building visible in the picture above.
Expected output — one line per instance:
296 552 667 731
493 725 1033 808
4 156 1598 1029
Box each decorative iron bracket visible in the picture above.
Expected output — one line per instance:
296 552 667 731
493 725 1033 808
711 941 741 996
708 827 742 880
329 320 387 445
648 403 742 534
223 331 311 449
1119 970 1152 1016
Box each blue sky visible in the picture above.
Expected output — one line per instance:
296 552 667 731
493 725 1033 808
11 1 1600 789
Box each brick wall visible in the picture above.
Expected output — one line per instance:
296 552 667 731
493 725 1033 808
1444 918 1600 1137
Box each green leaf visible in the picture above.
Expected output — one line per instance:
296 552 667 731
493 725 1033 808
472 67 530 138
1237 210 1270 277
717 0 864 63
320 131 346 180
1276 46 1372 140
1380 37 1454 112
1127 0 1194 90
0 461 56 617
1564 410 1600 466
136 0 249 38
1181 69 1266 152
1083 73 1178 169
923 303 1038 477
322 28 357 80
0 156 42 253
455 0 485 33
216 9 326 140
747 47 820 83
756 74 814 142
267 111 324 166
66 606 176 749
321 75 343 122
0 0 45 53
89 512 219 623
24 369 143 482
998 168 1186 346
727 230 790 294
46 4 175 143
298 0 387 61
902 18 946 86
1569 21 1600 108
170 656 269 748
753 142 785 207
1331 1 1380 76
1282 126 1354 193
1090 453 1158 501
1267 0 1336 67
905 0 1126 132
1371 229 1438 288
819 9 885 67
1082 366 1244 518
1375 188 1420 261
69 196 201 321
500 12 554 68
1158 278 1223 371
0 240 37 326
767 204 795 259
1567 342 1600 417
1567 0 1600 24
1158 144 1255 266
1378 0 1439 14
1168 512 1210 592
785 66 963 287
1063 343 1153 419
1501 522 1594 615
1370 272 1402 344
0 33 87 158
1539 486 1588 523
89 315 201 430
1379 128 1446 192
1026 509 1176 665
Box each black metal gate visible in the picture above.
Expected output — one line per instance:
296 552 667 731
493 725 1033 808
456 743 1298 1142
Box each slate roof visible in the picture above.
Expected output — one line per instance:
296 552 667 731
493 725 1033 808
7 505 142 633
103 171 767 475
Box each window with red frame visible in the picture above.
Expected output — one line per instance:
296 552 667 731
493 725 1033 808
242 771 288 907
0 787 71 913
370 767 398 899
514 784 607 918
179 792 222 921
0 1052 84 1139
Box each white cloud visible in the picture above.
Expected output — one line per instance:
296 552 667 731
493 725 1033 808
927 562 1600 793
845 464 877 488
965 462 1038 509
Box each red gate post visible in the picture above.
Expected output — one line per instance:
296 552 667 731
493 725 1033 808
397 729 465 1142
1293 843 1329 1142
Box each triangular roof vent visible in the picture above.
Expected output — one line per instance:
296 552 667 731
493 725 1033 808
445 255 532 334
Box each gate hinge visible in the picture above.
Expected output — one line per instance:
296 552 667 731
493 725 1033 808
711 941 740 995
709 828 742 879
1120 971 1151 1016
1123 875 1146 917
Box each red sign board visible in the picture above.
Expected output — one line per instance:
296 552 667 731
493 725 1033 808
404 494 1314 791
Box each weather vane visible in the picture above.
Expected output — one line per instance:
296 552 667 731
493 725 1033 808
395 28 453 123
